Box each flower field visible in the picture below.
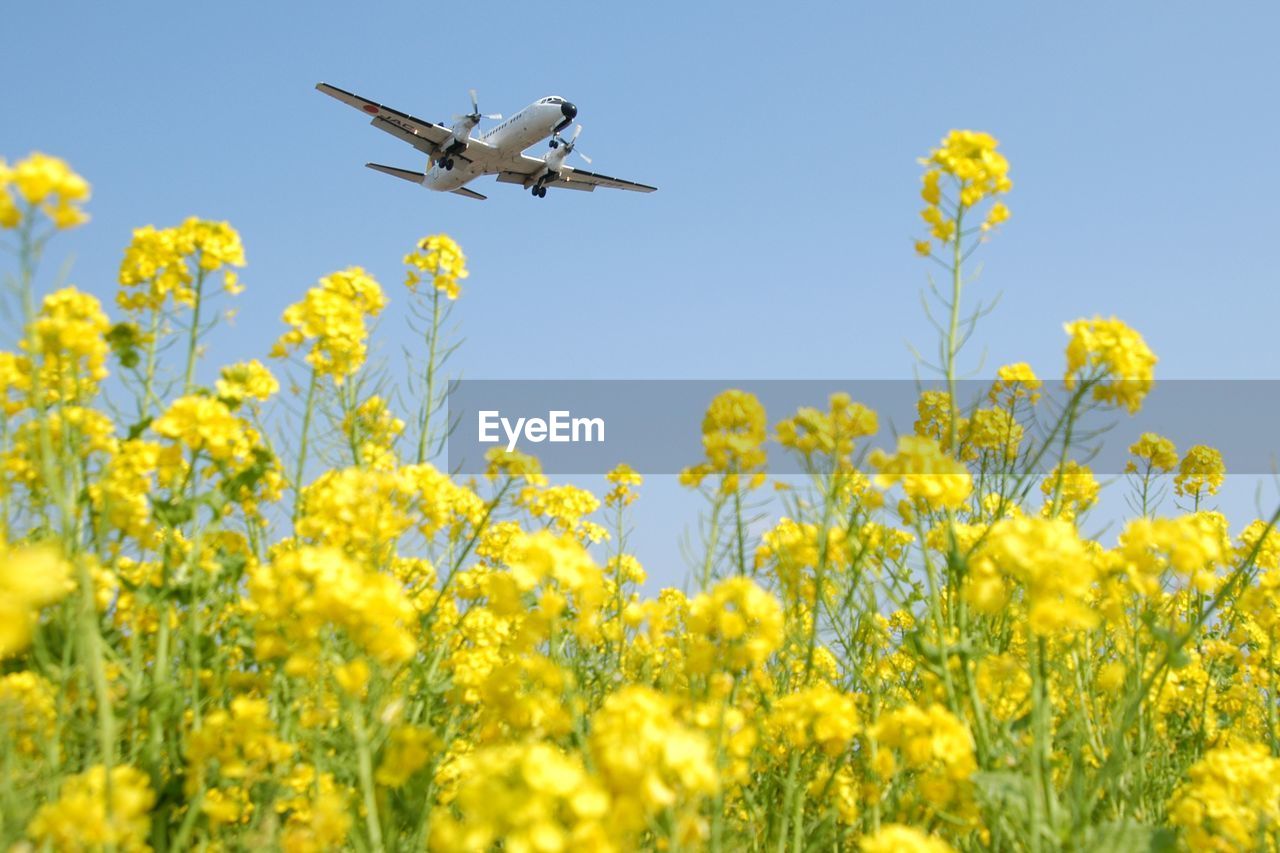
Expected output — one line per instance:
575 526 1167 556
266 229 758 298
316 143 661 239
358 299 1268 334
1 134 1279 852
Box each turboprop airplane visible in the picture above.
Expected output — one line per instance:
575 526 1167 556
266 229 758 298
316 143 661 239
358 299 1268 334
316 83 657 200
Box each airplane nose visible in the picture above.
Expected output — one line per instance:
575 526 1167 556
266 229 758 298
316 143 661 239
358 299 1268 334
561 102 577 120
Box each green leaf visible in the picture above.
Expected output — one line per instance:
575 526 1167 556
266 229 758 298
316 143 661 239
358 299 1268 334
1082 821 1176 853
151 495 194 528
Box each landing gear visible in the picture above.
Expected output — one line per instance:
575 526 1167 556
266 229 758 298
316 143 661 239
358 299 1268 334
441 157 455 171
549 139 558 149
531 185 547 198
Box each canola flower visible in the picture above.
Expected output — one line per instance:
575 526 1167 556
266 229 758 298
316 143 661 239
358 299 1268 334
1 142 1279 853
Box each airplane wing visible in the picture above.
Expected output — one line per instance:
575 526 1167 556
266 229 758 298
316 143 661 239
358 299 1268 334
496 155 656 194
555 165 657 193
366 163 423 183
318 82 453 155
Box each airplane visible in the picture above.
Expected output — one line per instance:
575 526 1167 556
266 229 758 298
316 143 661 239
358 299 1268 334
316 83 657 200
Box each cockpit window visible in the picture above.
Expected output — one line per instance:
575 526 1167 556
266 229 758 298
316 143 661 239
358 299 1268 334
540 97 564 105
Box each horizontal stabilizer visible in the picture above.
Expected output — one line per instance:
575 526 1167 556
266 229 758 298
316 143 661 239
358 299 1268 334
450 186 487 200
365 162 424 183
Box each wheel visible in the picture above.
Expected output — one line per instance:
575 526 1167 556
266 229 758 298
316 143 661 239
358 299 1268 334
538 186 547 198
444 158 454 171
549 140 558 149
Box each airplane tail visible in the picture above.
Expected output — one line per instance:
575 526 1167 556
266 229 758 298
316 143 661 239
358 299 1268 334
364 163 486 199
366 163 424 183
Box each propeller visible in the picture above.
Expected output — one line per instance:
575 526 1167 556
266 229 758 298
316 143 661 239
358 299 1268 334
551 124 592 164
453 88 502 123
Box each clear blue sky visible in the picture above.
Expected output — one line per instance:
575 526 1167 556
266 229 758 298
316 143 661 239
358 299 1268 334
6 1 1279 585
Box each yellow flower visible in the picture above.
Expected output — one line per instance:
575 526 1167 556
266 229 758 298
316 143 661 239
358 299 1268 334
1127 432 1178 473
27 764 155 851
776 392 878 461
1117 511 1229 594
680 389 768 491
376 726 440 788
989 362 1041 405
0 544 74 658
186 696 295 792
428 741 612 852
519 483 606 543
118 218 245 312
862 824 956 853
913 390 963 452
153 394 253 464
968 516 1098 636
2 152 91 229
248 546 417 671
271 267 386 382
965 407 1024 461
1041 459 1100 520
769 684 861 756
1175 444 1225 501
589 686 717 832
0 671 57 756
216 359 279 405
869 434 972 510
404 233 469 299
917 130 1011 252
604 462 642 507
23 286 111 403
687 576 784 675
981 201 1010 232
871 703 976 814
975 653 1032 721
342 395 405 470
1063 316 1156 413
1168 743 1280 850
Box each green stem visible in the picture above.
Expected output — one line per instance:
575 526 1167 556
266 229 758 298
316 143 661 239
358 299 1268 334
945 205 965 452
417 288 442 464
352 705 386 853
182 262 206 393
292 368 319 529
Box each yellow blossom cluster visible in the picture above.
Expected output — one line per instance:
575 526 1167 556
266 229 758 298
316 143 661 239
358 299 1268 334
0 545 73 658
271 266 386 381
1063 315 1157 413
870 434 972 510
429 741 613 852
247 547 418 673
1127 431 1179 473
27 765 155 852
1168 743 1280 849
916 130 1011 254
0 152 90 230
776 391 878 462
1175 444 1226 501
679 388 768 491
404 233 470 299
118 218 246 311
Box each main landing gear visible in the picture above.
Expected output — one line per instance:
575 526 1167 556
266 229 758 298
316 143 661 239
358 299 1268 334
437 157 455 171
530 184 547 198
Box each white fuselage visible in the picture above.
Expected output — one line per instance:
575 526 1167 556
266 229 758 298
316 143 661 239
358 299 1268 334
422 98 573 191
